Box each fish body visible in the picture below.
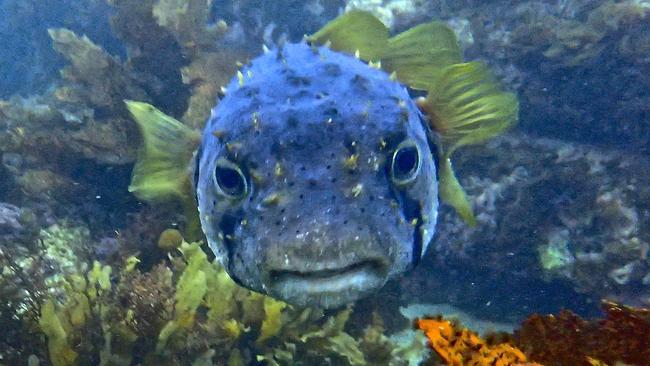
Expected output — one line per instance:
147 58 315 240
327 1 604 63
126 11 518 308
196 42 438 308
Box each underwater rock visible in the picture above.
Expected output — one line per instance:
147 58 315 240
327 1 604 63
214 0 344 45
514 300 650 366
0 203 22 235
415 300 650 366
0 94 136 167
0 0 121 98
345 0 437 30
407 133 650 315
48 28 150 115
462 0 650 154
346 0 650 154
0 203 40 246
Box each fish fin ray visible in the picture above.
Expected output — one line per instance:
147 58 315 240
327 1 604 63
422 62 517 225
424 62 518 153
309 10 388 61
439 156 477 227
382 21 462 90
125 100 200 205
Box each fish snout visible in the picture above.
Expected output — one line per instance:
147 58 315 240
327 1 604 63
259 227 391 308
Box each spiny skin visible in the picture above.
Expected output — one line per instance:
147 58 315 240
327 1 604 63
196 42 438 308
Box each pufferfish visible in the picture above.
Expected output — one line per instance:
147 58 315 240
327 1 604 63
125 11 518 309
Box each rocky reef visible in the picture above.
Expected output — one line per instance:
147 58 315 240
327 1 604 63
416 300 650 366
1 0 650 365
348 0 650 154
400 133 650 321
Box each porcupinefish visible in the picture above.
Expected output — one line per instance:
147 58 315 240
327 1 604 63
125 11 518 308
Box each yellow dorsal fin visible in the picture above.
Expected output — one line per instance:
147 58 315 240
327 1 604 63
382 21 462 90
309 10 388 61
125 101 203 238
420 62 518 226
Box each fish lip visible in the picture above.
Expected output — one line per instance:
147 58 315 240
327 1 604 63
265 259 388 307
269 259 387 280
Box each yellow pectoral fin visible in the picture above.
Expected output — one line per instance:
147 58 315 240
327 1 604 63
439 156 477 227
382 21 462 90
125 100 200 204
424 62 518 152
309 10 389 61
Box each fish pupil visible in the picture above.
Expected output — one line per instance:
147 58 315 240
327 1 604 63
215 165 246 197
393 145 419 181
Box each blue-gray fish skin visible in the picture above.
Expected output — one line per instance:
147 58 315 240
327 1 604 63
195 42 438 308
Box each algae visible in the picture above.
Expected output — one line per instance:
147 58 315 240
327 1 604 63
28 234 425 365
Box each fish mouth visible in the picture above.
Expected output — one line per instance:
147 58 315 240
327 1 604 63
267 260 388 308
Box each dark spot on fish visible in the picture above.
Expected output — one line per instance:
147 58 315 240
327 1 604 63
343 135 357 153
270 141 284 158
324 107 338 119
286 75 310 87
241 86 259 98
287 116 299 128
323 63 341 76
351 74 369 91
295 90 311 99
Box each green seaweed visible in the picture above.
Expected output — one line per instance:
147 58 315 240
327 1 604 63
39 300 78 366
28 232 428 365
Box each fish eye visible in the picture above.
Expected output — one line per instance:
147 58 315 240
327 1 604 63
214 158 248 199
390 140 421 186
